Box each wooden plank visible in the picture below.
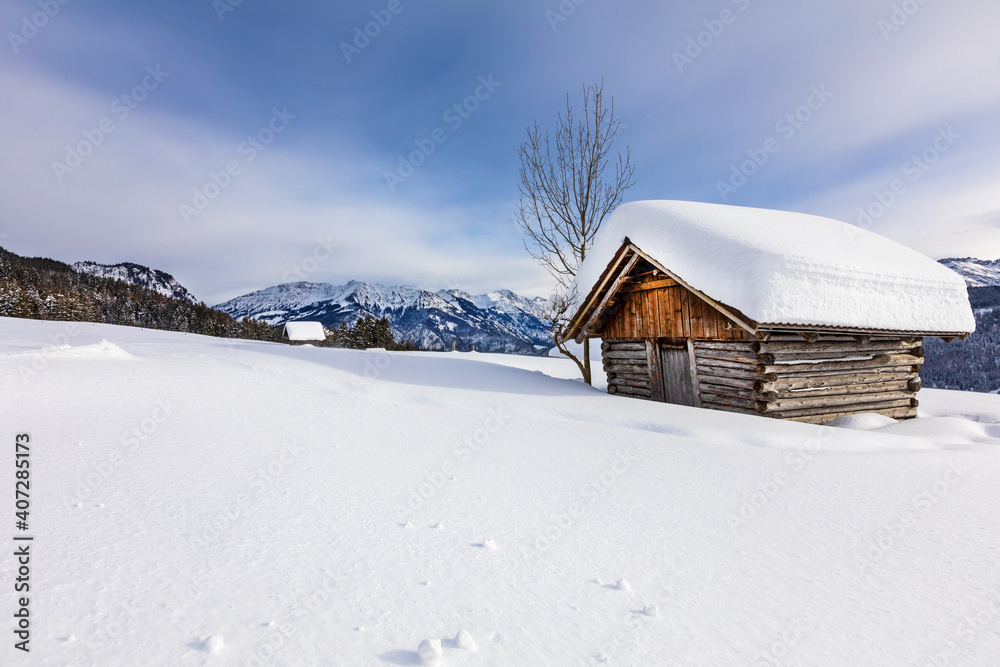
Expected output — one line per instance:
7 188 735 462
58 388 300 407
610 378 653 389
603 350 649 360
696 357 764 372
603 366 649 376
696 366 767 381
764 348 921 363
760 391 916 414
699 384 774 402
603 342 645 351
763 354 924 376
696 375 758 391
699 393 762 410
757 340 920 354
614 385 653 398
621 278 678 292
648 291 658 338
679 288 691 338
627 288 638 338
765 398 914 419
693 341 759 352
693 349 760 363
759 372 918 391
688 295 703 338
646 339 665 402
603 358 649 368
772 379 912 399
687 339 702 407
703 301 719 339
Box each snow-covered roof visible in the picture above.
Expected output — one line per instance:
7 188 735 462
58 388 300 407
569 200 976 336
282 321 327 341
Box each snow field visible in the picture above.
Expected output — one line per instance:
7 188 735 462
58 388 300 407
1 317 999 665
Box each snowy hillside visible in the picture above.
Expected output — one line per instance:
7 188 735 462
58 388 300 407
215 281 553 354
72 261 199 304
3 317 1000 666
940 257 1000 287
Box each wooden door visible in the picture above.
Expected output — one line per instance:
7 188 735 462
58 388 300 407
660 343 697 407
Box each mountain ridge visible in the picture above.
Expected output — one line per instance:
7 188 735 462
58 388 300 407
939 257 1000 287
72 261 199 303
215 280 555 355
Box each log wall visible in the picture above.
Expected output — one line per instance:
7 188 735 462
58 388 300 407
693 333 923 424
603 339 659 401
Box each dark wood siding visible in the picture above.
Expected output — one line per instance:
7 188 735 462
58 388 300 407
601 283 747 341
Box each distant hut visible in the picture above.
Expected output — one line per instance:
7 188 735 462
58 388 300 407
282 321 327 345
564 201 975 424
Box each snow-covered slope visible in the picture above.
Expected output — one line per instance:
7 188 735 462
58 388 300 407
939 257 1000 287
3 316 1000 666
571 201 975 334
72 261 198 304
215 281 553 354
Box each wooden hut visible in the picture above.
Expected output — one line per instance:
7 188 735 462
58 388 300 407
282 321 327 344
564 201 975 424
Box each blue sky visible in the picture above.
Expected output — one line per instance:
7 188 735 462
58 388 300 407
2 0 999 304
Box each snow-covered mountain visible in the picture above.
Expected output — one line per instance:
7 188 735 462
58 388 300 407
215 280 554 354
73 261 199 303
939 257 1000 287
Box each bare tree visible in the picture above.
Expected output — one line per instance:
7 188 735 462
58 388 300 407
516 81 635 385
